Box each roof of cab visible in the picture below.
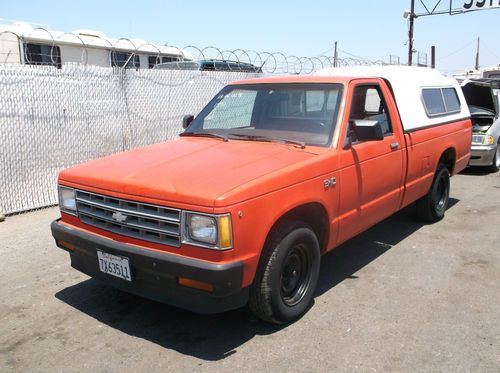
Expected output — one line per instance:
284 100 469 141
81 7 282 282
230 74 353 85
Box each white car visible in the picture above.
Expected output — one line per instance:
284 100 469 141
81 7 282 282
462 79 500 172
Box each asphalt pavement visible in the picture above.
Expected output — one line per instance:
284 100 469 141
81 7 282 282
1 168 499 372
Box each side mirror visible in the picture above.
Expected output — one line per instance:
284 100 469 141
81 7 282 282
351 119 384 141
182 114 194 129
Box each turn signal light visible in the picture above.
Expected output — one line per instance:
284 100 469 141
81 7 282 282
178 277 214 292
57 240 75 251
218 215 232 249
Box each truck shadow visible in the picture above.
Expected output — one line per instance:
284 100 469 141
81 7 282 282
460 166 493 176
56 279 275 360
317 198 457 296
55 198 459 361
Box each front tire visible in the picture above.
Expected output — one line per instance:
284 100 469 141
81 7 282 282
249 222 320 324
416 165 450 222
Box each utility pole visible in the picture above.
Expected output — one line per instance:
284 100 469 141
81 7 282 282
475 37 480 70
408 0 415 66
333 41 338 67
431 46 436 68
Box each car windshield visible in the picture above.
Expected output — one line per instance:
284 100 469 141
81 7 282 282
185 83 343 147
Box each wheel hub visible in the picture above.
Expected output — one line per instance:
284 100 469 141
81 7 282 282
280 245 311 306
434 172 448 211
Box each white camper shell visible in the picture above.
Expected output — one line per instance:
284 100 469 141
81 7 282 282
317 66 470 132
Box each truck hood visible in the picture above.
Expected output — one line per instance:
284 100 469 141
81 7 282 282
59 137 323 208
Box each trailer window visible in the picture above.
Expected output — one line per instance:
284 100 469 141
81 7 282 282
484 72 500 79
422 87 461 117
148 56 159 68
24 43 61 68
111 52 140 69
162 56 179 63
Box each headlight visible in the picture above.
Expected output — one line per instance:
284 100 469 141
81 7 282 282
183 212 232 250
187 214 217 244
58 186 77 215
472 134 494 145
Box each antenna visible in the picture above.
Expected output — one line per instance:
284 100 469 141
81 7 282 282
475 37 480 70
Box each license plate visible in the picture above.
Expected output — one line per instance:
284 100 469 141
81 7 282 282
97 250 132 281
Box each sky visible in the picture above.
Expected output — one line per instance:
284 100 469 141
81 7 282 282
1 0 499 74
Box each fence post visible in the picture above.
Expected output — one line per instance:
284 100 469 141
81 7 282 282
119 68 132 151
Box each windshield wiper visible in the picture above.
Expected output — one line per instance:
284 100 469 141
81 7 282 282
180 131 229 142
228 133 306 148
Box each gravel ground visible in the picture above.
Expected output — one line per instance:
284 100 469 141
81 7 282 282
1 168 499 372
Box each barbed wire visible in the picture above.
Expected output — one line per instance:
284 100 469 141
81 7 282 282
0 29 397 74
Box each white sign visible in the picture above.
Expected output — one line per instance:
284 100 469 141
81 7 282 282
463 1 500 10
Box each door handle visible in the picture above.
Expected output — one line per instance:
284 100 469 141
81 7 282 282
390 142 399 150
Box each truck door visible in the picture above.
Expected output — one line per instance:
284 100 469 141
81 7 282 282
337 81 405 244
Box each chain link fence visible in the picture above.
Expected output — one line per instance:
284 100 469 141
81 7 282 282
0 64 261 215
0 27 396 216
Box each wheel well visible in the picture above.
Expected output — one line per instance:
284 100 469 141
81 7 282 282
266 203 329 253
439 148 456 174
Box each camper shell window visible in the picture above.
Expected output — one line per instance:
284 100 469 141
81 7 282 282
24 43 61 68
421 87 461 117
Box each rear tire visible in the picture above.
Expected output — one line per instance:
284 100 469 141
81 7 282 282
249 222 320 325
416 165 450 222
487 143 500 173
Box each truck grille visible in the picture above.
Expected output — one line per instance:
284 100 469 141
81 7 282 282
75 190 181 247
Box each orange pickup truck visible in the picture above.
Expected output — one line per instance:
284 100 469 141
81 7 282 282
51 66 471 324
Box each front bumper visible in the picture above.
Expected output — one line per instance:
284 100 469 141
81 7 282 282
51 220 248 314
469 144 497 166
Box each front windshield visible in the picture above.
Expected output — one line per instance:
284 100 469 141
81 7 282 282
186 83 344 147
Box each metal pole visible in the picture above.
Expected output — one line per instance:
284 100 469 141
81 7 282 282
475 37 480 70
408 0 415 66
333 41 338 67
431 46 436 68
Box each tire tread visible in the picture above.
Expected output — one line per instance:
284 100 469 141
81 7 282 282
249 221 318 324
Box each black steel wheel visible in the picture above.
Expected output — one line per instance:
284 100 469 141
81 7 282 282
280 243 313 306
416 164 450 222
249 222 320 324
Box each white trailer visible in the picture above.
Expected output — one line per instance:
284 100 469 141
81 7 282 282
0 21 190 69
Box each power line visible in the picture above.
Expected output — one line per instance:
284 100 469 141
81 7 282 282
317 46 334 56
337 48 372 62
437 39 476 61
482 42 500 60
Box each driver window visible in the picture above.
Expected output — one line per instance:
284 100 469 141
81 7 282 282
349 85 392 141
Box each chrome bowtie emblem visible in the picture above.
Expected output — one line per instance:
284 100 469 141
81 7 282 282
112 211 127 223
